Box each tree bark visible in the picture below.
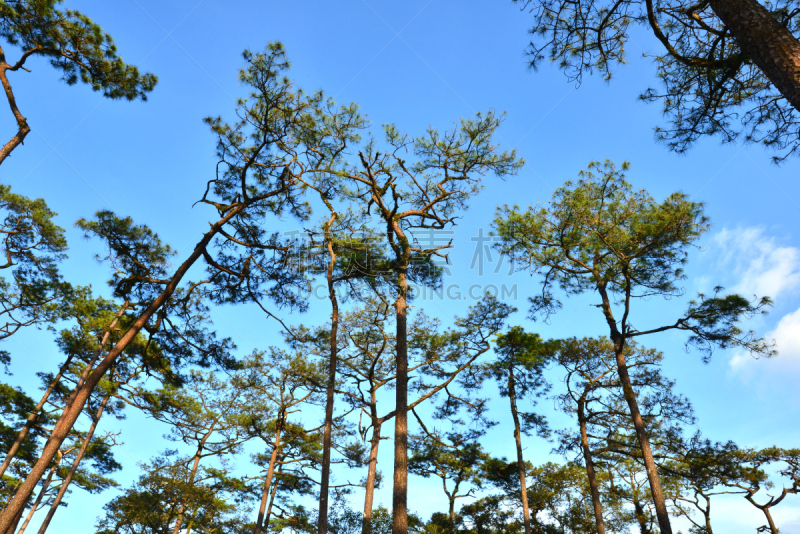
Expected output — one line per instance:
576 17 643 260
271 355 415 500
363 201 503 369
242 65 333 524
254 414 283 534
507 365 533 534
707 0 800 114
5 503 24 534
0 218 228 534
362 422 382 534
318 228 339 534
392 270 409 534
16 462 57 534
264 475 279 533
577 396 606 534
36 394 110 534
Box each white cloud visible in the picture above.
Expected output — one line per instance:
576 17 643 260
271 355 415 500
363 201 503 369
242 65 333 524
730 305 800 374
711 226 800 299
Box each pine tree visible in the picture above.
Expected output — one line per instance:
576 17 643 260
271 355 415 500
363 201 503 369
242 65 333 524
0 0 157 165
494 160 773 534
514 0 800 162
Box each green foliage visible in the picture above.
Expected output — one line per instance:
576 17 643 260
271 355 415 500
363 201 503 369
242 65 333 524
200 43 366 313
457 495 524 534
484 326 557 435
409 432 489 520
323 500 421 534
526 462 596 533
493 160 774 359
495 160 707 305
75 211 174 301
0 382 41 495
514 0 800 162
0 0 156 99
95 455 246 534
0 185 73 343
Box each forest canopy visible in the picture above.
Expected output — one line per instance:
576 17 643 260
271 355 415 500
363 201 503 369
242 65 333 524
0 2 798 534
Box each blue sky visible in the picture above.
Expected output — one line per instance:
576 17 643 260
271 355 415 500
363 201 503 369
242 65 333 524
3 1 800 532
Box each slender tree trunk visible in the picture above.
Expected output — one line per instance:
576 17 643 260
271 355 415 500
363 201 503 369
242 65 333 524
36 395 111 534
597 280 669 534
507 366 533 534
318 229 339 534
1 302 127 482
0 355 74 480
69 302 130 407
702 494 713 534
392 269 409 534
254 415 283 534
762 506 778 533
448 497 456 524
16 462 57 534
577 396 606 534
172 450 204 534
264 475 279 532
707 0 800 114
613 344 672 534
0 221 227 534
0 50 30 167
172 425 215 534
362 422 382 534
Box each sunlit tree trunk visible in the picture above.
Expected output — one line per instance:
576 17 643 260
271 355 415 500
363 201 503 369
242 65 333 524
318 224 339 534
0 222 228 534
507 364 533 534
598 280 672 534
0 356 73 480
254 413 284 534
264 475 279 532
16 461 57 534
392 269 409 534
362 422 382 534
577 396 606 534
0 302 127 480
37 394 111 534
0 46 31 167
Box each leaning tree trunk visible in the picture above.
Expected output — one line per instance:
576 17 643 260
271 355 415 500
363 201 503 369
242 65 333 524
577 396 607 534
16 461 58 534
318 228 339 534
507 365 533 534
362 421 382 534
761 505 778 533
264 475 280 532
254 414 284 534
613 343 672 534
707 0 800 113
0 220 228 534
392 269 410 534
2 302 128 483
172 430 211 534
37 394 111 534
